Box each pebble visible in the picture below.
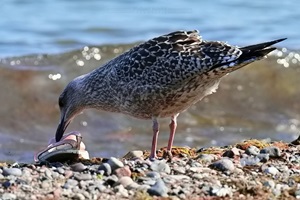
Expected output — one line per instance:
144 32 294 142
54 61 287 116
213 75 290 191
3 168 22 176
245 146 260 156
263 180 275 189
222 147 240 158
71 163 87 172
2 193 17 200
240 156 260 166
98 163 112 175
264 166 279 176
150 160 171 174
107 157 124 171
197 154 216 163
260 146 281 158
124 150 144 159
146 171 160 179
0 141 298 199
147 179 168 197
73 193 85 200
210 159 235 171
64 179 78 189
114 165 131 178
257 153 270 162
118 176 134 188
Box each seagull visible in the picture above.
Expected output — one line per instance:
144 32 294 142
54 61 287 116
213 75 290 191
55 30 286 159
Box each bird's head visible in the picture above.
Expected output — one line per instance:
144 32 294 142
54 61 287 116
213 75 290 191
55 77 87 142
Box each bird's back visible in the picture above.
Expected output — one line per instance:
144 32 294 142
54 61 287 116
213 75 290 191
88 30 281 119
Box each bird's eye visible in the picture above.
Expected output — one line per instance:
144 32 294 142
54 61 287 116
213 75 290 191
58 97 64 107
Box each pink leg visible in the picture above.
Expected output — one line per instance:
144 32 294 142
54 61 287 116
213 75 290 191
167 114 179 154
150 117 159 160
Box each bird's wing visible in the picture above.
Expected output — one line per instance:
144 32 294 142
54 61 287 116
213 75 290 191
113 30 242 87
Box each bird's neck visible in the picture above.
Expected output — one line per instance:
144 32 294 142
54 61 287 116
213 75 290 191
81 68 121 113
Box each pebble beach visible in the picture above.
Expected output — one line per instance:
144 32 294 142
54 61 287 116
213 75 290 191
1 139 300 200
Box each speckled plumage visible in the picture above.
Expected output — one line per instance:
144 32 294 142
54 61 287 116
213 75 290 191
55 30 286 159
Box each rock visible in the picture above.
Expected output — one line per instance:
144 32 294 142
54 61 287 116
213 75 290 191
223 147 240 158
257 153 270 162
3 168 22 176
72 193 85 200
107 157 124 171
114 165 131 178
263 180 275 189
21 184 33 192
150 160 171 174
105 175 119 186
63 179 78 189
56 167 65 174
74 173 92 181
245 146 260 156
2 180 12 189
114 185 129 198
240 156 260 166
118 176 134 188
197 154 216 163
71 163 87 172
210 186 233 197
210 159 235 171
64 170 73 179
98 163 112 176
173 166 186 174
1 193 17 200
147 179 168 197
260 146 281 158
146 171 160 179
264 166 279 176
123 150 144 159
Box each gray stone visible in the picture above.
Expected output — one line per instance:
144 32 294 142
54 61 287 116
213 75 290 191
245 146 260 156
257 153 270 162
146 171 160 179
98 163 112 175
147 179 168 197
21 184 33 192
74 173 92 181
264 166 279 176
124 150 144 159
1 193 17 200
118 176 134 188
210 159 235 171
240 156 260 166
107 157 124 171
150 160 171 174
260 146 281 158
263 180 275 189
114 185 129 198
72 193 85 200
197 154 216 163
173 166 186 174
71 163 87 172
56 167 65 174
3 168 22 176
210 186 233 197
64 179 79 189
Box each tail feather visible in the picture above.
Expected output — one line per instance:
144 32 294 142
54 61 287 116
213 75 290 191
239 38 287 59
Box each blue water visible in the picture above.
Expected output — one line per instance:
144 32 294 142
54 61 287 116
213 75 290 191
0 0 299 57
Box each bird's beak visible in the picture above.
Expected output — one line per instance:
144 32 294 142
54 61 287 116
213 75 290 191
55 116 71 142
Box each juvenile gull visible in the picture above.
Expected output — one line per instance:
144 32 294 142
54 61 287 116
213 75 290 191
55 30 286 159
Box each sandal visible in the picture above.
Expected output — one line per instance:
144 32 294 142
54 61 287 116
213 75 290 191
34 132 89 163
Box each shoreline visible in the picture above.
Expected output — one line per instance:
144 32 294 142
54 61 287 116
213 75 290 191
1 139 300 199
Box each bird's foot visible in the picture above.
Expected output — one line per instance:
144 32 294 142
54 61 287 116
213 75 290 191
162 150 173 162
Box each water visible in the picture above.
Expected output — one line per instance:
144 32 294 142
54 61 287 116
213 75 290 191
0 0 299 162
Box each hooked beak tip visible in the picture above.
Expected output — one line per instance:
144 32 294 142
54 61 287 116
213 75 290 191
55 117 70 142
